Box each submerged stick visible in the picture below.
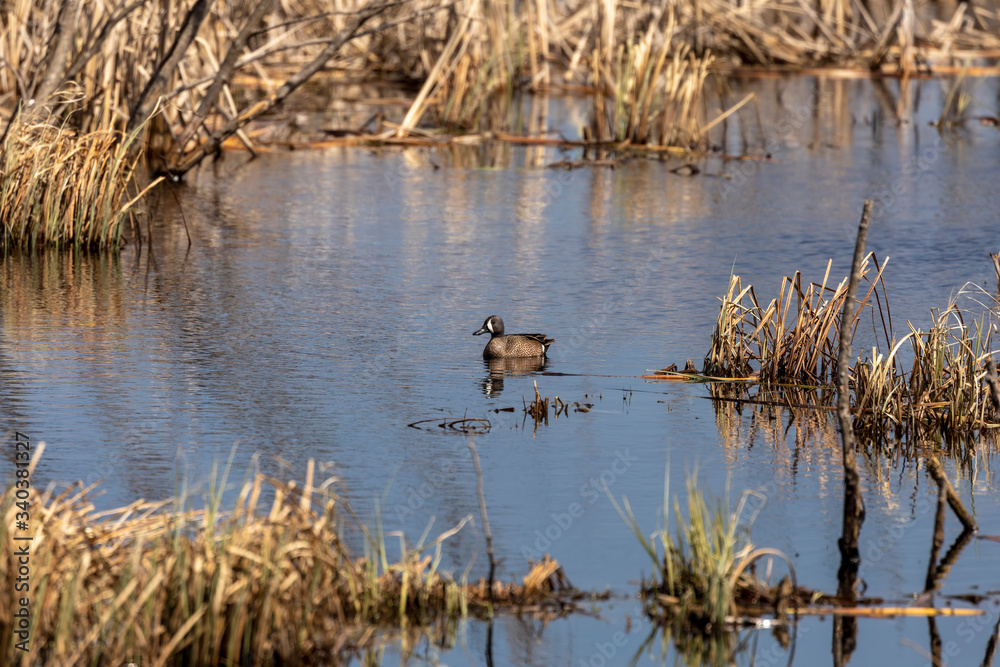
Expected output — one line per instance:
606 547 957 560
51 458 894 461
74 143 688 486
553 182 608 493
984 614 1000 666
834 200 871 666
923 484 947 593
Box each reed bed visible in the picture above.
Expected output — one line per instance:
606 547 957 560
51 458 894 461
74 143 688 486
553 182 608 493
588 39 714 148
3 0 997 162
703 256 889 385
852 301 998 442
701 260 1000 443
2 1 999 246
0 454 574 666
0 103 159 250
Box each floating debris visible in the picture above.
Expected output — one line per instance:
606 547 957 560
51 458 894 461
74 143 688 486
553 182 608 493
407 417 491 433
523 381 594 428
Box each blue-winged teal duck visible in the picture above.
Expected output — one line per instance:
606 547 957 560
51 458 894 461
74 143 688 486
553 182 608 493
473 315 554 359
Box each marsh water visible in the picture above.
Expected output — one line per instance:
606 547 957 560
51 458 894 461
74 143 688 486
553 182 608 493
3 75 1000 665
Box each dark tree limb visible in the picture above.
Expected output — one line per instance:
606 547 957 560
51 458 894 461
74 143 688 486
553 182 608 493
173 0 277 155
167 0 400 177
833 200 872 667
468 437 496 607
126 0 212 135
28 0 81 110
836 200 871 566
924 456 977 533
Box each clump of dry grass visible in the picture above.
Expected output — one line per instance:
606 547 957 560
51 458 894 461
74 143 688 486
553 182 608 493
703 256 890 385
701 259 1000 444
608 468 800 631
0 451 575 665
587 28 715 149
0 102 160 250
852 299 998 442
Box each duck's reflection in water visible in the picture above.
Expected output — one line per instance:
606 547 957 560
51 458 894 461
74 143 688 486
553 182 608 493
479 357 547 396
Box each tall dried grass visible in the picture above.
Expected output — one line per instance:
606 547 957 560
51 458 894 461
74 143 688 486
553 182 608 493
588 38 714 147
703 256 890 385
852 301 998 441
1 1 997 246
0 102 160 250
4 0 994 155
607 467 796 630
703 261 1000 443
0 0 408 177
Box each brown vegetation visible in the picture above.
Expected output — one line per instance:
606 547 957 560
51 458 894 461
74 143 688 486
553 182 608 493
2 0 998 165
0 451 580 665
524 380 593 428
1 1 998 247
0 101 160 249
691 256 999 445
702 256 890 385
608 469 809 633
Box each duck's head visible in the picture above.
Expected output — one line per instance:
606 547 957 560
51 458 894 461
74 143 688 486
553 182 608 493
473 315 504 337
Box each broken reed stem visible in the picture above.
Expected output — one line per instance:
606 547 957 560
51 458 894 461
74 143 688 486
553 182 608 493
793 606 985 617
924 456 977 533
467 437 496 608
985 358 1000 414
990 252 1000 296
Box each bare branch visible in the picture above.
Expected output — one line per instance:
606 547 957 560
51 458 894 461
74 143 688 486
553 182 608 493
168 0 402 177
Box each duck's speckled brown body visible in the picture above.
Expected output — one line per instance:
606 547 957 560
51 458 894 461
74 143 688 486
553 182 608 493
473 315 554 359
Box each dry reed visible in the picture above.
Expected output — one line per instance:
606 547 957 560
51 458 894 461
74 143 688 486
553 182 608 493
523 380 593 429
3 0 995 159
2 1 998 246
607 468 801 630
702 259 1000 443
0 101 160 250
703 256 889 385
852 302 998 442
